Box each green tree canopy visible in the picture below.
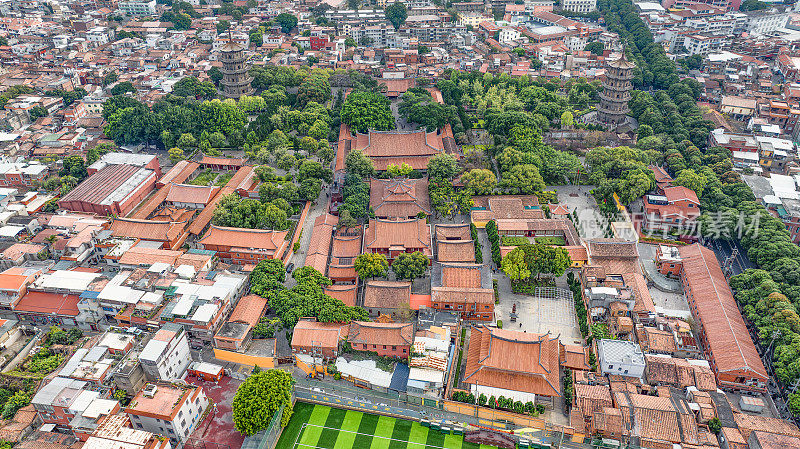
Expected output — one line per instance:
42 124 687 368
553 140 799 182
275 13 298 33
354 253 389 279
427 153 460 181
385 2 408 30
232 369 294 435
502 247 531 283
583 41 604 56
461 169 496 195
345 149 375 178
391 251 428 280
340 91 394 133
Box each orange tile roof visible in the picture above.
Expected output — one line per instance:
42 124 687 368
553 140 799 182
733 413 800 441
440 263 483 288
432 286 494 305
363 280 411 309
125 385 197 421
435 224 471 241
157 160 199 187
118 246 182 266
437 240 476 263
165 183 219 205
199 156 245 167
292 319 348 350
306 214 337 275
324 284 357 307
175 252 213 271
750 430 800 449
14 291 80 316
679 244 767 381
110 218 186 242
348 321 413 347
0 267 37 291
369 177 431 218
198 225 289 253
560 344 591 370
364 218 432 256
463 325 560 397
228 295 268 327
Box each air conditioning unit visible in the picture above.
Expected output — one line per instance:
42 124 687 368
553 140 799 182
143 384 158 398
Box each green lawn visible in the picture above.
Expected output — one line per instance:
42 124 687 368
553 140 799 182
275 402 499 449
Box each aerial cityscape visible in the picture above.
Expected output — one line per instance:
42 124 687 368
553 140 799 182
0 0 799 448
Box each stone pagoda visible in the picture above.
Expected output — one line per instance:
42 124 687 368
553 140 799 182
598 52 635 127
219 40 253 99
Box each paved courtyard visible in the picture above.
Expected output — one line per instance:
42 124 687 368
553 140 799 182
494 275 583 346
187 375 245 449
547 185 605 239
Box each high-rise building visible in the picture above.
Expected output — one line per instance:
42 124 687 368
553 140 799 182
219 41 252 99
562 0 596 14
598 52 635 127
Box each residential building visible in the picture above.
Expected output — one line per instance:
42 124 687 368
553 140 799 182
596 339 645 379
642 186 701 232
198 226 290 264
213 294 268 352
138 323 191 382
124 383 209 446
118 0 156 16
363 280 412 318
347 321 413 358
83 414 171 449
291 318 348 362
561 0 596 13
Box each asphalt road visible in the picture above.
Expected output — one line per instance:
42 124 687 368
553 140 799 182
705 238 754 277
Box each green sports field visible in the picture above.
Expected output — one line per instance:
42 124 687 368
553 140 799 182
275 402 500 449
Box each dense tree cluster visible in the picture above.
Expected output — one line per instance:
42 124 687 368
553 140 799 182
340 90 394 133
268 267 369 328
398 88 459 132
586 146 655 204
598 0 679 89
211 194 292 230
501 243 572 283
232 369 294 435
391 251 428 281
354 253 389 279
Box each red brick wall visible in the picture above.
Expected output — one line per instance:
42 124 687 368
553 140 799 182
353 342 409 358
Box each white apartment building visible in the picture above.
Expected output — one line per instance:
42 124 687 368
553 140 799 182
562 0 596 14
118 0 157 17
498 27 521 43
125 383 209 446
597 339 646 379
139 323 191 382
745 9 789 36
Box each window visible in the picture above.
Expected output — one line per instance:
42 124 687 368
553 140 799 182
383 345 387 350
372 345 376 349
402 348 406 353
392 346 396 350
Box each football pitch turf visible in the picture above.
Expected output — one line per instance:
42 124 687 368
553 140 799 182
275 402 500 449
